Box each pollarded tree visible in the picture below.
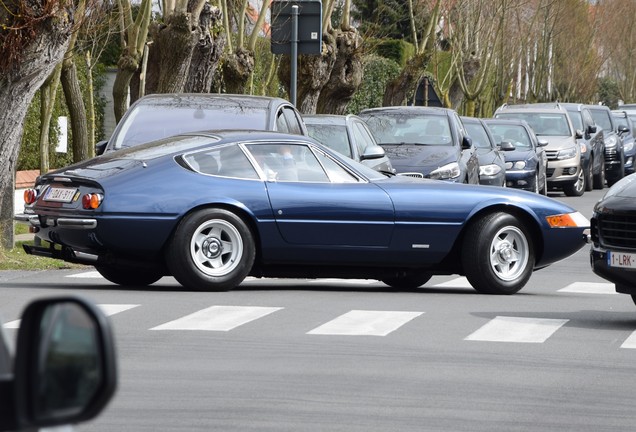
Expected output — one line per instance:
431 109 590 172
0 0 76 248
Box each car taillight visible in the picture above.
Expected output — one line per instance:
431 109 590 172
23 188 37 204
82 193 103 209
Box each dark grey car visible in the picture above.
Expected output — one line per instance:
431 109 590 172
585 104 625 186
303 114 395 173
359 106 480 184
98 93 307 155
461 116 508 187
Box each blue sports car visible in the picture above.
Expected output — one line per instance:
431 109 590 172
16 131 589 295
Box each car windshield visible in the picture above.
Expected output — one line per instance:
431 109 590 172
305 123 353 158
496 112 570 136
487 124 532 148
464 122 492 149
588 109 613 131
361 112 452 146
112 104 269 149
566 110 583 131
613 115 629 129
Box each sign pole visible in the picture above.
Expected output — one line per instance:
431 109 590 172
290 5 299 107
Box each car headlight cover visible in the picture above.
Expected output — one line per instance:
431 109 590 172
429 162 461 180
624 141 634 152
546 211 590 228
479 164 502 176
557 146 577 160
605 135 617 147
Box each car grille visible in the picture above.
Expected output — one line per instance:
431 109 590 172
545 149 558 160
595 212 636 249
605 147 621 162
398 172 425 178
546 168 555 178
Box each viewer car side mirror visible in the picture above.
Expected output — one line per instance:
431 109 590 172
499 140 516 151
0 297 117 432
360 145 386 161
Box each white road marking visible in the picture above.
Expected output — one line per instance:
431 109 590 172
620 331 636 349
150 306 283 331
307 310 423 336
433 277 473 288
66 271 103 278
309 278 377 285
558 282 616 294
465 316 568 343
3 303 140 329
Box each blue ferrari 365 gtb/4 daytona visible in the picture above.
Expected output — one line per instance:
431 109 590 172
16 131 589 295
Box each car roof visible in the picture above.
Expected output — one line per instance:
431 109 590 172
303 114 362 125
131 93 291 110
359 106 451 116
495 103 568 114
484 118 532 128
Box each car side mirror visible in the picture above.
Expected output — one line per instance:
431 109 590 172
4 297 117 431
575 129 583 139
499 140 516 151
537 139 549 147
96 141 108 156
461 135 473 150
587 124 597 134
360 145 386 161
618 125 629 135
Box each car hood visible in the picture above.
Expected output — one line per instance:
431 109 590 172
476 148 498 165
380 144 459 175
503 149 536 162
541 136 576 150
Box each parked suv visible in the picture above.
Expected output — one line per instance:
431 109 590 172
585 104 625 186
560 103 605 190
494 104 585 196
97 93 307 155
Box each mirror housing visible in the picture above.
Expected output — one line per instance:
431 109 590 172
537 139 549 147
618 125 629 135
499 140 516 151
587 124 597 134
575 129 583 139
461 135 473 150
95 141 108 156
8 297 117 431
360 145 386 161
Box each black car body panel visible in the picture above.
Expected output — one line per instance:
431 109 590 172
461 117 507 186
585 104 625 186
590 174 636 294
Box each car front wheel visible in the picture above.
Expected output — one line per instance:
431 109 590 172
462 213 534 294
166 208 255 291
563 168 585 196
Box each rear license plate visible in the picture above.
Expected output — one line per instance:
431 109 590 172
44 187 78 203
608 251 636 269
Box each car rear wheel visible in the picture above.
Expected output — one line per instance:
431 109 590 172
593 156 605 189
462 212 534 295
382 271 432 289
166 208 255 291
95 265 163 286
584 163 593 191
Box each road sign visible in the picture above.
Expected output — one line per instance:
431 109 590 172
271 0 322 55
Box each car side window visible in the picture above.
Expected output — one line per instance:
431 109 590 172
183 145 259 179
246 143 331 182
282 107 303 135
582 109 594 130
352 122 373 155
313 150 359 183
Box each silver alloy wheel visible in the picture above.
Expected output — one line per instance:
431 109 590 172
574 168 585 193
489 225 529 282
190 219 243 277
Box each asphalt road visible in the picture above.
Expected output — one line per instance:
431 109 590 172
3 187 635 432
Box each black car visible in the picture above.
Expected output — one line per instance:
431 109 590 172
585 104 625 186
611 110 636 176
0 296 117 431
561 103 606 190
303 114 395 173
590 174 636 305
98 93 307 155
359 107 480 184
484 118 548 194
461 116 508 187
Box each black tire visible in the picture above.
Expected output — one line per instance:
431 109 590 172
539 171 548 195
461 213 535 295
593 156 605 189
584 163 593 192
382 271 432 289
563 168 585 196
533 172 540 194
95 265 163 286
165 208 255 291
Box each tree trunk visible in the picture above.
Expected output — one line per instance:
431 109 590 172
278 30 338 114
113 54 138 122
383 53 429 106
0 16 72 249
221 48 255 94
61 59 90 162
316 28 363 114
185 4 225 93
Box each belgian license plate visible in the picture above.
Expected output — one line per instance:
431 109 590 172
607 251 636 269
44 187 78 203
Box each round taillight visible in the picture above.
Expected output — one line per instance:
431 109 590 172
23 188 37 204
82 193 103 209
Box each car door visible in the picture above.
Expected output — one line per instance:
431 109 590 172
245 142 395 248
453 112 480 183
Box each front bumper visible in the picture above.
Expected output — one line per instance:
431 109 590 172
505 169 536 191
590 245 636 294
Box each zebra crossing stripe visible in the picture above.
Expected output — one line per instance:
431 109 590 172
558 282 616 294
307 310 423 336
465 316 568 343
620 331 636 349
150 306 283 331
2 303 139 329
433 277 472 288
66 271 103 278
